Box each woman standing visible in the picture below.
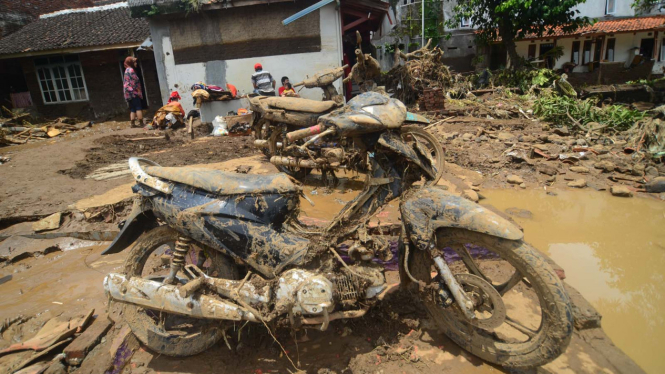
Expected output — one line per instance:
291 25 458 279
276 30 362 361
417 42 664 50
123 57 144 127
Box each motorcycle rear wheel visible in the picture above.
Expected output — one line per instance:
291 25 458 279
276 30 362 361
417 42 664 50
407 229 573 369
119 225 239 356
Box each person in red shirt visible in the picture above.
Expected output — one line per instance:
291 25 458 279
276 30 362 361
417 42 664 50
167 91 184 115
278 76 290 96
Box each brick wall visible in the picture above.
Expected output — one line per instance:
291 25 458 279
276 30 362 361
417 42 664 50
19 49 160 120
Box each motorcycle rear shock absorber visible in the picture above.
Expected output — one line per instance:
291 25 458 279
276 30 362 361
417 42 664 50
164 236 191 284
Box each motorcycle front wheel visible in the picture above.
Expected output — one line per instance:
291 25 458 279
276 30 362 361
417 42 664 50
118 225 239 356
406 229 573 369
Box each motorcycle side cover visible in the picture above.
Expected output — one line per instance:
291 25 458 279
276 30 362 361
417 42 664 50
400 187 523 251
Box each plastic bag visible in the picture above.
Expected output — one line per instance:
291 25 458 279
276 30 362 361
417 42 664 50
212 116 228 136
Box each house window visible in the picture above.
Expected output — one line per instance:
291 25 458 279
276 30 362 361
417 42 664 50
583 40 593 64
606 0 616 15
528 44 537 59
571 41 581 64
461 17 470 28
34 55 88 104
606 38 616 61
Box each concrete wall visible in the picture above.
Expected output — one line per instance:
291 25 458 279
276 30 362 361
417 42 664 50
149 3 343 114
18 48 161 120
515 30 664 74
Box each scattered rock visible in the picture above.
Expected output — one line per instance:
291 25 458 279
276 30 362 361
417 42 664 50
519 135 537 143
462 189 479 202
538 165 558 176
541 124 551 131
497 132 515 141
645 166 659 177
567 179 587 188
575 139 587 146
538 134 550 143
442 132 459 140
519 183 526 189
569 166 590 174
507 175 523 184
533 144 549 151
462 133 474 141
594 160 616 173
591 144 609 155
646 177 665 193
631 163 645 176
505 207 533 219
553 127 570 136
610 185 633 197
490 158 501 163
545 175 556 183
32 212 62 232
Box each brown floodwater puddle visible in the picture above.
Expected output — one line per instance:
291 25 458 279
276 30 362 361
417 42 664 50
482 189 665 374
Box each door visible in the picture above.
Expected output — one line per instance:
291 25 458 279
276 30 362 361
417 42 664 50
539 43 554 68
640 38 655 59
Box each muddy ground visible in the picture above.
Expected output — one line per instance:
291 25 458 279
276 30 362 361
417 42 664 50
0 116 658 374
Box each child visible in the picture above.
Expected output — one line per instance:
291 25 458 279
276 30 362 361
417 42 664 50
280 83 299 97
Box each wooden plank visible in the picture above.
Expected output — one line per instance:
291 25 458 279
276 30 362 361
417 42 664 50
64 316 113 366
343 16 369 32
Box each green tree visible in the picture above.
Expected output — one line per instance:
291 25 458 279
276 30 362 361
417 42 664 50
631 0 664 14
447 0 591 68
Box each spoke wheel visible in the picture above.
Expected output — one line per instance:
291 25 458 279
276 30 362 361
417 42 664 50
400 126 444 186
408 229 573 369
119 226 239 357
268 125 313 180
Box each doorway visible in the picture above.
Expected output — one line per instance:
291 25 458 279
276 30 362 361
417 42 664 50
640 38 655 59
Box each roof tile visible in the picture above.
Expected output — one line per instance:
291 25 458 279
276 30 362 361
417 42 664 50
0 6 149 56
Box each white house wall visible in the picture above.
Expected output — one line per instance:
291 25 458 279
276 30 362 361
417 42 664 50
515 30 664 73
151 4 342 114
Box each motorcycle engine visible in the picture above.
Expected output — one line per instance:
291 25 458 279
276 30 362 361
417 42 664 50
275 270 334 316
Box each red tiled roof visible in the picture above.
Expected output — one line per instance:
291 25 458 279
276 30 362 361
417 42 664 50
522 15 665 40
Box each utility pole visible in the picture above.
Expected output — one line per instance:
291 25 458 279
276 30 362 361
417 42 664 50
421 0 425 47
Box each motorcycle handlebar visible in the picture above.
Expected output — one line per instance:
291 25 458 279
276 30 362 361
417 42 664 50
286 124 325 142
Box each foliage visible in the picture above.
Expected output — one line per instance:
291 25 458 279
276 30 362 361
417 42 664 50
446 0 592 67
481 68 559 92
383 43 397 54
391 0 445 44
534 92 647 131
182 0 203 14
626 77 665 86
144 5 161 16
631 0 665 14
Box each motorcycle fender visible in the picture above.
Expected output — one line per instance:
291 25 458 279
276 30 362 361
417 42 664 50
405 112 430 124
400 187 523 251
101 199 158 255
378 132 432 175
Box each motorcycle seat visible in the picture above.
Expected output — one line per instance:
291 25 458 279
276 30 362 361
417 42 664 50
264 97 336 113
143 166 297 195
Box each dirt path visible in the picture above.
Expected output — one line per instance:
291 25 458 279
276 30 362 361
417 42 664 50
0 120 257 220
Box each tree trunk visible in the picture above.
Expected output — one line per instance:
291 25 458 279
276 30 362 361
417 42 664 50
503 37 523 69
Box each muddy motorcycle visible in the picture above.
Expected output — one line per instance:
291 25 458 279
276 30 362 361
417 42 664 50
250 71 433 182
102 93 573 369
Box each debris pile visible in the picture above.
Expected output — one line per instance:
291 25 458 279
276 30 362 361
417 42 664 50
387 39 456 104
0 109 92 146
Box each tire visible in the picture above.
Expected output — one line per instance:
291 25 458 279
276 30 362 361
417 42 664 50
120 225 238 357
408 229 573 369
268 126 313 180
400 126 445 186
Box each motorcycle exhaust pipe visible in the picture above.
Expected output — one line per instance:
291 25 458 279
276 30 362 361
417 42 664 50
270 156 319 169
286 124 325 142
253 139 282 149
104 273 259 322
